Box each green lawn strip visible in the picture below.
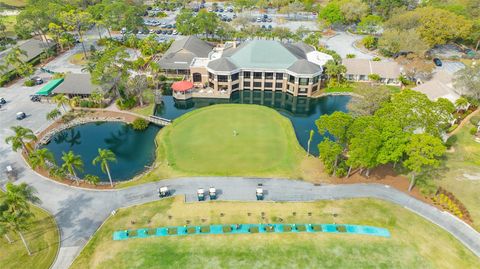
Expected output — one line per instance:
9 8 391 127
71 196 479 269
0 194 59 269
0 0 26 8
441 122 480 230
1 15 17 36
119 104 305 188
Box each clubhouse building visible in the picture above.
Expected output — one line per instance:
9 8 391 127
158 36 333 99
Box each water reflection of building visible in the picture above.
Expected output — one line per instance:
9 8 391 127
171 90 316 117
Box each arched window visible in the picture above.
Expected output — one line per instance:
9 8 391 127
193 73 202 82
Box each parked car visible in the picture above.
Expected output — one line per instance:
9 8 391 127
0 97 6 104
256 17 261 22
16 112 26 120
31 76 43 85
433 58 443 67
30 95 41 102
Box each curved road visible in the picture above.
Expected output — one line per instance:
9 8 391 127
7 171 480 269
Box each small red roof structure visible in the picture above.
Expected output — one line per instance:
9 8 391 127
172 81 194 92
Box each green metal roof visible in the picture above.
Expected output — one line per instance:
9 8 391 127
35 78 64 96
228 40 300 69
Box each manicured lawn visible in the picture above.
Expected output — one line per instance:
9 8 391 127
0 0 26 8
1 15 16 37
71 196 480 269
123 104 307 187
68 52 90 66
441 121 480 230
130 89 155 117
0 198 59 269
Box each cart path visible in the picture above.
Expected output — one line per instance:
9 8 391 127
6 171 480 269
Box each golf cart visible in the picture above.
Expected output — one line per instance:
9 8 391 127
256 184 264 200
197 188 205 201
209 187 217 200
6 165 16 181
158 186 170 198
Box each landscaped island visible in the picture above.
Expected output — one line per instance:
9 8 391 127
126 104 320 187
71 196 480 269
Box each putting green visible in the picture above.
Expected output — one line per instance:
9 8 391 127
138 104 306 181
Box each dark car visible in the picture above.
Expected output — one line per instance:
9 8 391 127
16 112 26 120
156 29 162 34
433 58 442 67
0 97 6 104
31 76 43 85
167 30 173 35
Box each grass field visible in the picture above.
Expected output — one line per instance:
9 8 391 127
1 15 16 37
441 121 480 230
0 198 59 269
68 52 90 66
123 104 309 187
130 89 155 117
71 196 480 269
0 0 25 8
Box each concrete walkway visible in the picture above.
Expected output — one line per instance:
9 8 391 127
6 174 480 269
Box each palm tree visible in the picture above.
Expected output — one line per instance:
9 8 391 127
89 91 103 106
1 182 40 255
1 209 34 255
92 148 116 187
52 94 71 113
5 126 37 154
84 174 100 185
71 96 81 108
61 151 84 185
29 148 55 170
46 108 62 121
455 97 469 113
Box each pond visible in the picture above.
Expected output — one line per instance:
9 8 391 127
155 91 351 156
43 122 160 182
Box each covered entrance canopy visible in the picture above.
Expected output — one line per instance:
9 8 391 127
35 78 64 96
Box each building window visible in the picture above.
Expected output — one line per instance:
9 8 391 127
288 85 294 92
209 72 215 80
243 71 251 78
209 82 214 88
264 82 273 88
312 76 319 84
299 88 307 93
299 78 309 85
254 72 263 79
193 73 202 82
253 81 262 87
243 81 250 88
232 83 239 89
218 75 228 82
276 73 283 80
265 72 274 79
275 82 283 89
231 73 239 81
289 75 295 83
